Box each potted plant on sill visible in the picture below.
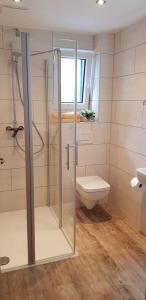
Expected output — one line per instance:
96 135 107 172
80 109 95 122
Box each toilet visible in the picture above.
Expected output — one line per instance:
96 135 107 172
76 176 110 209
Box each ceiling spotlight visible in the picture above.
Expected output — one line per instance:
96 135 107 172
96 0 106 6
13 0 23 3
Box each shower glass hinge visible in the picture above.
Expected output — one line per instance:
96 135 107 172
0 257 10 266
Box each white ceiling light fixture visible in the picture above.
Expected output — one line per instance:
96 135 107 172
13 0 23 3
96 0 106 6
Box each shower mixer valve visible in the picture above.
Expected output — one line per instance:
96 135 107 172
6 126 24 138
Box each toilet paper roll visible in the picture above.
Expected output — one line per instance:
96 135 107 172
130 177 144 191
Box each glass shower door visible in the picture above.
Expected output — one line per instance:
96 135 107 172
61 44 77 251
31 46 76 263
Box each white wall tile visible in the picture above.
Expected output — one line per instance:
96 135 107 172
3 27 52 52
114 49 135 76
3 27 22 50
32 124 47 146
110 124 146 156
11 168 25 190
0 100 23 124
142 103 146 128
109 166 141 202
77 122 92 143
33 146 48 166
33 101 47 124
135 43 146 73
0 147 25 169
94 33 114 54
12 166 48 190
0 50 11 75
0 76 12 99
76 166 86 177
32 77 45 101
112 100 143 127
34 166 48 187
0 189 26 212
99 78 113 101
114 32 121 53
0 101 12 124
85 164 109 181
109 187 140 229
100 54 113 77
34 187 48 207
31 53 53 77
120 17 146 50
0 27 3 49
113 73 146 101
110 144 146 176
110 18 146 232
0 125 14 147
0 170 11 191
53 32 93 51
98 101 111 122
91 122 110 144
109 164 142 231
78 144 107 166
29 29 53 52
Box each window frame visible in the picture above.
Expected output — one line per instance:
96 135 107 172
61 50 93 111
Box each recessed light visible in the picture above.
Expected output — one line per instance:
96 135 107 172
96 0 106 6
13 0 23 3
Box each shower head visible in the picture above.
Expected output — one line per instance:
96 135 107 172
15 28 21 37
4 28 21 38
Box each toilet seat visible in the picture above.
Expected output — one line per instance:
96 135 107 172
76 176 110 193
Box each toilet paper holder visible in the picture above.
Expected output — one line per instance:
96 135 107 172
130 177 144 191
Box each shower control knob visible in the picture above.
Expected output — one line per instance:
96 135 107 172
0 158 5 165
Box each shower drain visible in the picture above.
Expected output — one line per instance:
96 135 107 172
0 257 10 266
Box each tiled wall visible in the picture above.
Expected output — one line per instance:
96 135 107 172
0 25 114 213
0 26 96 213
109 17 146 232
61 33 114 193
86 33 114 183
0 27 53 212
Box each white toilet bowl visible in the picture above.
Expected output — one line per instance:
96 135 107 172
76 176 110 209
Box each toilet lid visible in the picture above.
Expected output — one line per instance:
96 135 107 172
76 176 110 193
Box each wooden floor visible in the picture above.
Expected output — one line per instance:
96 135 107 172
1 205 146 300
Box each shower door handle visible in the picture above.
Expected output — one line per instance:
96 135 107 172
75 142 78 166
66 144 70 170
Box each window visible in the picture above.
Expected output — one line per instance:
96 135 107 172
61 57 86 103
60 50 93 110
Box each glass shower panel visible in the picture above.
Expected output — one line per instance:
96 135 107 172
61 43 77 251
32 49 73 263
47 51 62 224
0 32 28 271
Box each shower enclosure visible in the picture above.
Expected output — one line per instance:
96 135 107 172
0 31 77 271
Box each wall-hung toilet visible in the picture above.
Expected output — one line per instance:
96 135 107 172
76 176 111 209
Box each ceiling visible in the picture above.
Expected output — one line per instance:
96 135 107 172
0 0 146 34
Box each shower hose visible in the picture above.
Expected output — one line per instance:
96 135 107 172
14 61 45 155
